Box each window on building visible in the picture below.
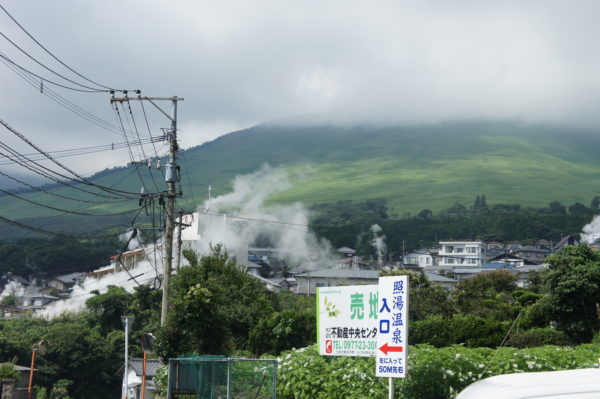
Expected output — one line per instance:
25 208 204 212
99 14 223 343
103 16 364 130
445 246 454 253
456 247 464 253
466 247 477 253
446 258 455 264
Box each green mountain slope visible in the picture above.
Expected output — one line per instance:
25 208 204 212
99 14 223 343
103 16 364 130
2 120 600 237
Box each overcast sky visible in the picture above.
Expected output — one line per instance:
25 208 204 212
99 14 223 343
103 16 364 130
1 0 600 176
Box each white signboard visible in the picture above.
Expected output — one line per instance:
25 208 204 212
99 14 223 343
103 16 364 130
317 285 379 357
376 275 408 378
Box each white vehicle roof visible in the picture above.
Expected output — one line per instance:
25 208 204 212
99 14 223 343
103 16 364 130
456 368 600 399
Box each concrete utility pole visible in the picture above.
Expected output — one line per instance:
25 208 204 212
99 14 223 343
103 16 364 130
111 94 183 326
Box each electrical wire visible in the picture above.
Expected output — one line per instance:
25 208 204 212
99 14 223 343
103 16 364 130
0 168 129 204
0 185 142 217
0 31 107 92
1 118 143 198
0 54 126 136
0 136 162 166
126 100 160 192
0 212 139 239
0 144 131 200
199 210 310 228
180 150 197 206
0 2 120 91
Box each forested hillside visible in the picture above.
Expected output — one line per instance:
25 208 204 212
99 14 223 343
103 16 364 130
2 120 600 238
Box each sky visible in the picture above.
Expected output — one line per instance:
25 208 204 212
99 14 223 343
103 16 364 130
1 0 600 177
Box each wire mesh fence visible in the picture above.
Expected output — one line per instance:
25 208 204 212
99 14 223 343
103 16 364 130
168 356 277 399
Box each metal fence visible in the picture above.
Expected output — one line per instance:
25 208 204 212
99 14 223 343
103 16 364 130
167 356 277 399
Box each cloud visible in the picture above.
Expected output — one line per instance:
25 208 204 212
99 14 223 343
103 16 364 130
1 0 600 175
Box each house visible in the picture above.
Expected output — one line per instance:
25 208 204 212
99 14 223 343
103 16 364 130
118 358 162 399
294 269 379 295
507 242 523 251
46 272 84 293
402 251 433 268
425 272 458 290
0 304 25 320
534 239 553 250
438 241 486 269
294 268 458 295
554 234 580 251
511 246 550 264
486 253 525 268
337 247 357 257
515 264 547 287
487 241 504 250
20 293 59 310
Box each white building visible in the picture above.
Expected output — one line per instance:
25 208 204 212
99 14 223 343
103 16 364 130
403 251 433 268
438 241 486 269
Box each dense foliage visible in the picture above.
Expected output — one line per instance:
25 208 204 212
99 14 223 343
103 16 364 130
0 237 118 278
311 197 598 255
278 344 600 399
156 246 315 359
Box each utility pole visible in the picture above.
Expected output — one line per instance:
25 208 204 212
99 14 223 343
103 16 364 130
111 94 184 326
162 97 179 326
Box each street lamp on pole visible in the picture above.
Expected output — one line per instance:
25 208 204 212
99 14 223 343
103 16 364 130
121 316 135 399
28 340 48 399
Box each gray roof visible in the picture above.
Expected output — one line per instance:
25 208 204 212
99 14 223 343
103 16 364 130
337 247 356 254
117 358 162 377
50 272 84 284
425 272 456 283
295 269 379 279
516 264 548 272
514 246 549 253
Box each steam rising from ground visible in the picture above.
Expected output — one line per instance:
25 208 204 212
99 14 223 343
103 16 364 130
581 215 600 244
38 260 161 318
32 165 337 318
190 164 337 270
370 224 386 266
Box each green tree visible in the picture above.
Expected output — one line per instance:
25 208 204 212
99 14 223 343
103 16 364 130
453 270 519 319
543 244 600 342
85 286 132 334
248 309 316 355
156 245 278 359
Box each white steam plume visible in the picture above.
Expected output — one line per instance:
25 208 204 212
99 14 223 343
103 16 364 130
581 215 600 244
370 223 386 267
191 164 337 271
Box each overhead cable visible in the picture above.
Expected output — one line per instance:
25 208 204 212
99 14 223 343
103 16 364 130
0 3 120 91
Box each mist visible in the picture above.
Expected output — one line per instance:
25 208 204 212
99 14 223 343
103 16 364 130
188 164 337 271
2 1 600 178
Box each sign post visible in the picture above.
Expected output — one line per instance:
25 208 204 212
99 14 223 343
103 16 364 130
317 285 379 357
376 275 409 398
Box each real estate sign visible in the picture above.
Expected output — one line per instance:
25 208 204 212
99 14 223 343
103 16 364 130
317 285 379 357
376 275 409 378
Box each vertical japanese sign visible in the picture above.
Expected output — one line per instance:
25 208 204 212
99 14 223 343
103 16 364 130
376 275 408 378
317 285 379 356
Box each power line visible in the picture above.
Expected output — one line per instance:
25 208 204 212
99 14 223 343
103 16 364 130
0 31 107 92
0 2 120 91
0 168 128 204
0 212 140 239
1 118 143 198
0 54 126 136
0 185 142 217
199 210 310 228
0 143 131 200
0 136 162 166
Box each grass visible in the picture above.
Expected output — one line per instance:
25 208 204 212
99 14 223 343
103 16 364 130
2 120 600 236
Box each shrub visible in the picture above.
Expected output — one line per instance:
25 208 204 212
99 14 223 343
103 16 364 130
277 344 600 399
410 315 509 348
507 328 570 348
